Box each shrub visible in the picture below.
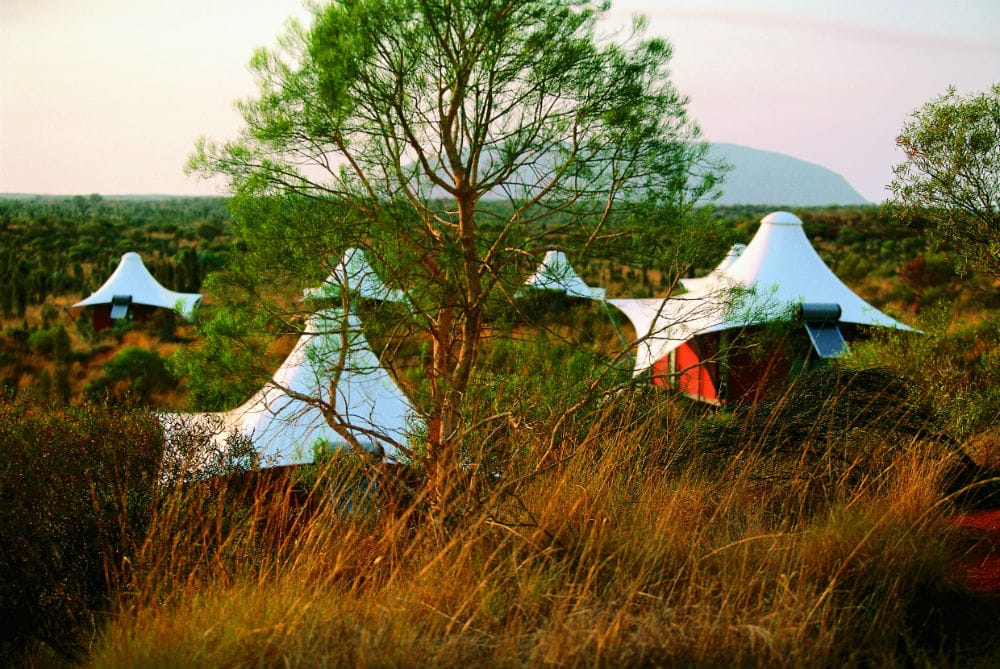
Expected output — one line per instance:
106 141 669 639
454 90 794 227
691 365 997 513
896 253 958 309
157 412 259 485
851 309 1000 442
0 400 164 661
84 346 176 405
26 325 71 361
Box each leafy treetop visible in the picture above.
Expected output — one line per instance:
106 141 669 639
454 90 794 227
188 0 721 502
888 84 1000 279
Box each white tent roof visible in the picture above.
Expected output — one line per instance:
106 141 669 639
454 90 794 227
610 211 914 375
163 309 418 468
303 247 410 305
518 250 606 300
678 243 746 292
606 293 730 375
73 252 202 318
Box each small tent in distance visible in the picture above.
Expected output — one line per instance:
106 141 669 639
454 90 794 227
303 247 411 306
73 252 202 330
518 250 606 300
678 243 746 293
609 211 915 405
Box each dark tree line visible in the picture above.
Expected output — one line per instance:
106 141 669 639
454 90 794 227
0 196 231 319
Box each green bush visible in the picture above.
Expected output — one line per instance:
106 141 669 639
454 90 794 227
0 400 164 661
851 309 1000 440
26 325 71 361
691 365 997 513
85 346 176 405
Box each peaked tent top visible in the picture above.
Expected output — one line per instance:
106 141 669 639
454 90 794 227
303 247 410 305
609 211 914 375
163 308 419 469
705 211 913 327
518 250 606 300
73 252 202 318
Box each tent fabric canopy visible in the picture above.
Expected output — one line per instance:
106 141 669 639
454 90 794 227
678 243 746 292
518 250 606 300
162 308 418 469
303 247 410 305
73 252 202 318
608 291 733 375
609 211 914 376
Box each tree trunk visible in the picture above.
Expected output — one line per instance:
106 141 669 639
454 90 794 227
424 191 484 516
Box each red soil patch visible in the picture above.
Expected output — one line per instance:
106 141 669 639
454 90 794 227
952 509 1000 593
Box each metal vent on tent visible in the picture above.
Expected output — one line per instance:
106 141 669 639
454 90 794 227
797 302 848 359
110 294 132 320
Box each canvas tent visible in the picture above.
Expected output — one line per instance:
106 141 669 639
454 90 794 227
608 211 914 404
73 252 202 330
303 247 411 305
518 250 606 300
161 308 418 469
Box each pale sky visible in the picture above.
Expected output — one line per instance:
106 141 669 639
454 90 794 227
1 0 998 202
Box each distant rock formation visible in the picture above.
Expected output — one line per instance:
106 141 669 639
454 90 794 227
410 141 869 207
708 143 868 206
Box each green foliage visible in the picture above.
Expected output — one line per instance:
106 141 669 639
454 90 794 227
0 400 164 661
456 310 631 475
85 346 176 405
888 84 1000 278
26 324 71 360
895 252 959 309
850 307 1000 441
169 303 282 411
691 365 997 511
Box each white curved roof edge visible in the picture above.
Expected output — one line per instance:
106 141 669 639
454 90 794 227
73 251 202 318
678 242 747 292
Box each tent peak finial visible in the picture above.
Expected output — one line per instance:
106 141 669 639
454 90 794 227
761 211 802 226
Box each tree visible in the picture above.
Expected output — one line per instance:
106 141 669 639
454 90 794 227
188 0 721 503
888 84 1000 279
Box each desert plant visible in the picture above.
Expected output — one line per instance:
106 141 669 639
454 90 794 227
888 84 1000 279
691 365 997 514
850 308 1000 444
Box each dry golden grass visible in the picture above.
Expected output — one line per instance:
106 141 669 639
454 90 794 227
91 396 1000 669
967 428 1000 471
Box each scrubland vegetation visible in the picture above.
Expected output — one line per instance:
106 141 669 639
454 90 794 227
1 198 999 667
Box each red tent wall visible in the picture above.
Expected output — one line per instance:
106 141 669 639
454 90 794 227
651 334 723 404
89 303 160 331
650 327 817 405
723 330 800 404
